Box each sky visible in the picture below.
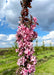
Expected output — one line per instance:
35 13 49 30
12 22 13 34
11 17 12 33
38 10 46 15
0 0 54 48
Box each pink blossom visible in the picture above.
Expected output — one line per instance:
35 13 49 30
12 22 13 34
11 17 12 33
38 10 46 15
31 65 35 72
18 21 21 23
18 51 23 56
33 17 37 23
15 49 18 53
28 69 31 73
27 64 35 73
31 55 37 65
24 48 31 55
27 64 31 69
31 24 36 29
17 56 26 66
16 16 38 75
16 69 18 74
20 68 28 75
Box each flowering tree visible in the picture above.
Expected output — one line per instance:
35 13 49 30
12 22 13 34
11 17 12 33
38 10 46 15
16 0 38 75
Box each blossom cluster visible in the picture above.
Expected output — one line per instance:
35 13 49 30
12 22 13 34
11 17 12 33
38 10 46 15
16 17 37 75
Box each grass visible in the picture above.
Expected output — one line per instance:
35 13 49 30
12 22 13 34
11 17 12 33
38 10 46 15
0 61 17 72
0 48 54 75
37 50 54 55
36 50 54 60
0 55 18 73
0 49 18 73
35 57 54 75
